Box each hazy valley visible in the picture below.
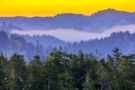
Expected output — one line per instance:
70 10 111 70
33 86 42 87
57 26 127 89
0 9 135 59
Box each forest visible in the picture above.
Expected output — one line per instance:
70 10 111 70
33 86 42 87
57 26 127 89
1 30 135 59
0 48 135 90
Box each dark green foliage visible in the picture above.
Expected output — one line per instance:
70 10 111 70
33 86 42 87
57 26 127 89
0 53 6 89
8 54 27 90
0 48 135 90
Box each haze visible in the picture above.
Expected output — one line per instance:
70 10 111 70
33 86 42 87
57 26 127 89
11 24 135 42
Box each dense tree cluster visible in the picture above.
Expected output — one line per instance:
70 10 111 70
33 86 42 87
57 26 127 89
0 48 135 90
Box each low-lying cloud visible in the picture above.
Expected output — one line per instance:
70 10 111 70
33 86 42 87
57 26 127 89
11 24 135 42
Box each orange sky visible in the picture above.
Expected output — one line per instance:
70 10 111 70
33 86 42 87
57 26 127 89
0 0 135 17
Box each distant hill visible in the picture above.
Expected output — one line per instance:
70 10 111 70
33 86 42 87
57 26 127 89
22 35 66 47
0 9 135 32
0 30 65 58
0 22 23 31
1 30 135 59
66 31 135 58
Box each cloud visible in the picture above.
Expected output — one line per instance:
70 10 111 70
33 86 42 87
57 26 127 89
10 24 135 42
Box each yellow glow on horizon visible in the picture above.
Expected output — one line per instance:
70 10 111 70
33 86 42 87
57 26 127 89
0 0 135 17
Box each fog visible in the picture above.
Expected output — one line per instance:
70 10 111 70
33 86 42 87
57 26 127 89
11 24 135 42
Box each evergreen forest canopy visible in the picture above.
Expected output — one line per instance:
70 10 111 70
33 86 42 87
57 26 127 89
0 48 135 90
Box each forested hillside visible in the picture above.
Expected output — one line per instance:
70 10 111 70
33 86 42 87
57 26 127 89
0 48 135 90
0 30 65 58
1 30 135 59
64 31 135 58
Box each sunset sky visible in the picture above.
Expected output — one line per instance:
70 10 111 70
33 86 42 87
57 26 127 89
0 0 135 17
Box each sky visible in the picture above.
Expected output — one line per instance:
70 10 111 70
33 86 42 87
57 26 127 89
0 0 135 17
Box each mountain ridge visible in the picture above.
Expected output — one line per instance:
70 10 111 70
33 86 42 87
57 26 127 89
0 9 135 32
